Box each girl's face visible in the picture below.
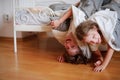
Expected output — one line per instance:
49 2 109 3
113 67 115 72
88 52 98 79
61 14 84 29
83 27 101 45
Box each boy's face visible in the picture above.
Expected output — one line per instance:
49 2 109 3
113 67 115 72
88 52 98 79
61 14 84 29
64 34 79 56
83 28 101 45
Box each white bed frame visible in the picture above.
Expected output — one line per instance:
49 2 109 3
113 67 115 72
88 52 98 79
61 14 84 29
13 0 79 53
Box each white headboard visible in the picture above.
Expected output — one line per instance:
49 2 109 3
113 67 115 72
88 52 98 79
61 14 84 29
35 0 80 6
35 0 66 7
15 0 80 8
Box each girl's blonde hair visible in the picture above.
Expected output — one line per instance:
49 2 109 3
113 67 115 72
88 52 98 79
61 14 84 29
76 20 99 40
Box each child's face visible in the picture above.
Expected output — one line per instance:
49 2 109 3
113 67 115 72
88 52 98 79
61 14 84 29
64 38 79 56
83 28 101 45
64 32 80 56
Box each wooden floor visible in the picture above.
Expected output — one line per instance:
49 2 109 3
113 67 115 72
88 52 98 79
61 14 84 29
0 35 120 80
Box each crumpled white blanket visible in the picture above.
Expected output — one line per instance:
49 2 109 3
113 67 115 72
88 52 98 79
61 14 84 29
89 9 118 50
71 5 118 51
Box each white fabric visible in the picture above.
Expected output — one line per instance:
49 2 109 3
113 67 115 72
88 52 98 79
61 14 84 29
52 30 68 45
72 5 86 28
114 0 120 3
89 9 118 50
71 5 91 59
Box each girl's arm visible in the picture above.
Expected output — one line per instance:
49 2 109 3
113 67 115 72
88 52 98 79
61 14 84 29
50 8 72 28
94 46 114 72
59 1 80 23
51 1 80 28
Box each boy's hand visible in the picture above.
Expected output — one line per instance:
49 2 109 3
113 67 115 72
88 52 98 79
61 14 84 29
57 55 65 63
50 20 61 29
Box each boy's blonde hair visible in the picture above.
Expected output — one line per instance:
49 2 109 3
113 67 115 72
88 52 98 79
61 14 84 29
76 20 99 40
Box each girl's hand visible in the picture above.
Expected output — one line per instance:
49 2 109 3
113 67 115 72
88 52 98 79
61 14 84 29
50 20 61 29
94 47 114 72
93 64 106 72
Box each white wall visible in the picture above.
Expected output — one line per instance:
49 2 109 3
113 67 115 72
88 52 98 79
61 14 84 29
0 0 23 38
0 0 3 29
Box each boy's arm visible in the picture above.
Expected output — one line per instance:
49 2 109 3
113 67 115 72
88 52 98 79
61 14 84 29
94 46 114 72
57 53 65 62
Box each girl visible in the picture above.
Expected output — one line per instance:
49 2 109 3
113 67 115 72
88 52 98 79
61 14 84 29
76 0 120 72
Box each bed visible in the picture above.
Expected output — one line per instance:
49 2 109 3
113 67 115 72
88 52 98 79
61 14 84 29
13 0 79 53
